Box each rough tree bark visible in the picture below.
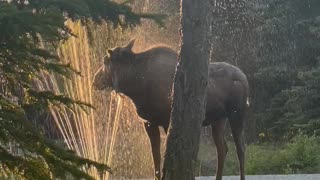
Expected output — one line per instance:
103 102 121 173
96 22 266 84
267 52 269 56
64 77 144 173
161 0 213 179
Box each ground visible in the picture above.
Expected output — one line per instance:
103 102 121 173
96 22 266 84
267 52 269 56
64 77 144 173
196 174 320 180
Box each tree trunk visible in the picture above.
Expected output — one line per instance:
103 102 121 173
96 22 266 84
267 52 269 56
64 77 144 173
161 0 212 179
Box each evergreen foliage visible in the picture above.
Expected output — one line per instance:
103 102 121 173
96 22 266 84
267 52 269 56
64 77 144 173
254 0 320 140
0 0 163 179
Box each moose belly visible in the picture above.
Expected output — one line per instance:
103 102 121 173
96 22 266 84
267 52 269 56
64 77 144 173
133 96 171 127
135 104 171 126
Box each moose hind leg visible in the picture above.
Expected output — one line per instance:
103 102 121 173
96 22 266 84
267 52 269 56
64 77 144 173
229 114 246 180
212 119 228 180
144 122 161 180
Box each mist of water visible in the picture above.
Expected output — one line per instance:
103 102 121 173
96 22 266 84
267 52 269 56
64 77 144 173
34 21 154 179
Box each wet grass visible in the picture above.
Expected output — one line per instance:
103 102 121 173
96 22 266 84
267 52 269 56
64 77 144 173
197 134 320 176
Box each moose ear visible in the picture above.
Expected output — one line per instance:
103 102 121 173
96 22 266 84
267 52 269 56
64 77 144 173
124 39 135 51
107 49 113 55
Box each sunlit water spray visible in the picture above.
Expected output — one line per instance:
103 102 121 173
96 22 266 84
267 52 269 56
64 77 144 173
34 21 154 179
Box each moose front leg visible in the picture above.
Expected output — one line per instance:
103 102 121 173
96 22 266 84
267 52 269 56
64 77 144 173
144 122 161 180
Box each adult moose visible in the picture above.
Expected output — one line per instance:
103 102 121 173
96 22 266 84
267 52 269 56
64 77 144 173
93 40 249 180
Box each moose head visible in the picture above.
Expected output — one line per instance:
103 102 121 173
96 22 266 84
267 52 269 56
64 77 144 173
92 39 136 91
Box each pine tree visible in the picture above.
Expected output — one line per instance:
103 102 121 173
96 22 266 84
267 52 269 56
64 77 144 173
0 0 164 179
161 0 212 179
254 0 320 140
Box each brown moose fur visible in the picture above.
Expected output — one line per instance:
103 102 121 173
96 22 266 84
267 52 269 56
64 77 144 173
93 40 249 180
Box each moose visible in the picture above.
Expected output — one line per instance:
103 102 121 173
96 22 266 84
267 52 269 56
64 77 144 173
93 40 249 180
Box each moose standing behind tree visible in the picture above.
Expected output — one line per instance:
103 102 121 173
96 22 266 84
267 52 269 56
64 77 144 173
93 2 249 180
93 37 249 180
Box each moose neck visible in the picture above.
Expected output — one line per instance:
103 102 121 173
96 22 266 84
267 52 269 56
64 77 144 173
114 53 149 103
